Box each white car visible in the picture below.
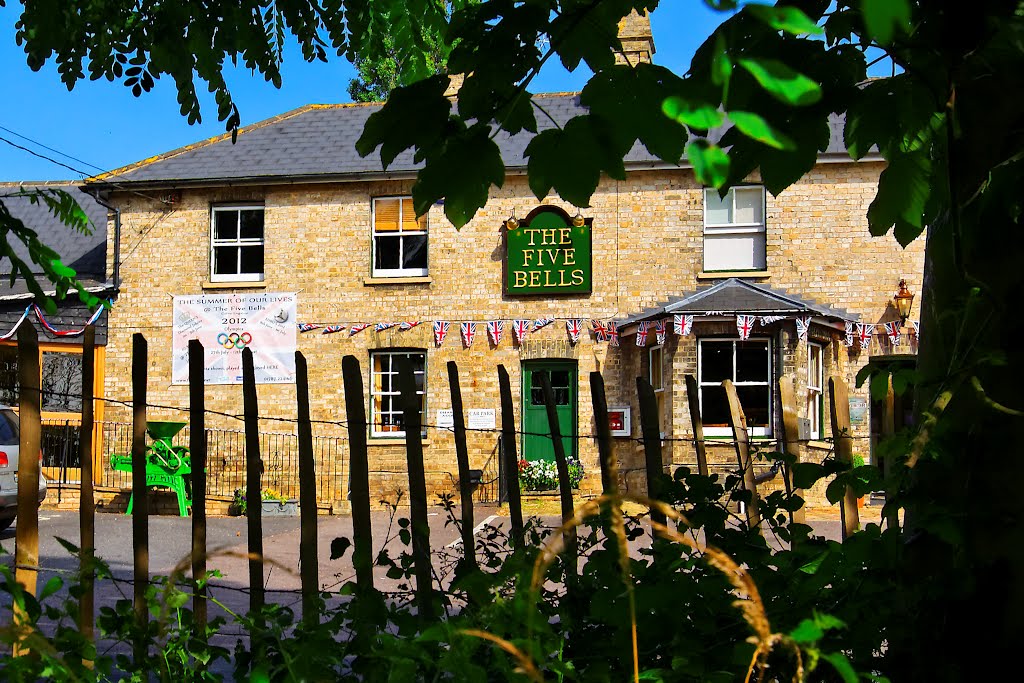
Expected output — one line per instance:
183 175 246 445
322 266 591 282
0 406 48 532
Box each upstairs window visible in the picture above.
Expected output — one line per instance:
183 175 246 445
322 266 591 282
703 186 766 272
211 206 264 282
372 197 428 277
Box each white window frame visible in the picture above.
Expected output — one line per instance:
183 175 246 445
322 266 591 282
371 196 429 277
369 350 427 438
808 342 825 440
649 344 666 436
697 337 773 437
210 205 265 282
702 185 767 272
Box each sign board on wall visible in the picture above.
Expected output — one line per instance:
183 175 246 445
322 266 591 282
506 206 592 295
172 293 297 385
436 409 496 431
849 397 868 425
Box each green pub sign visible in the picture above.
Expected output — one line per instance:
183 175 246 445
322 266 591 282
505 206 592 295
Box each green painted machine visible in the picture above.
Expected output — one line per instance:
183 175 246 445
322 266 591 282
110 421 193 517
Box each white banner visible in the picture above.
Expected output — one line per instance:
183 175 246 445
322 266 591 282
172 293 297 385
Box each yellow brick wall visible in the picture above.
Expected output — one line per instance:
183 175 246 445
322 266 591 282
102 161 923 509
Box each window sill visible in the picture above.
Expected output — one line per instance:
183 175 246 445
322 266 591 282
202 280 267 290
367 437 431 447
364 276 432 286
807 439 831 450
697 270 770 280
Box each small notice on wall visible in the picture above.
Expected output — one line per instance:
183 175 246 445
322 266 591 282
436 409 455 431
849 397 868 425
172 292 297 385
467 409 496 430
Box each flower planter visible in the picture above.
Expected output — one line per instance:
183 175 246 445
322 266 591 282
261 499 299 516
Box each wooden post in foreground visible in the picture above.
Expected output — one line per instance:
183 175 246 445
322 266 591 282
723 379 761 533
777 376 806 525
447 362 477 572
241 349 264 625
295 352 320 625
78 326 97 651
684 375 709 476
636 377 667 527
188 340 208 634
130 333 150 662
497 365 524 547
590 372 617 495
14 324 41 653
341 356 374 593
829 376 860 539
538 371 577 588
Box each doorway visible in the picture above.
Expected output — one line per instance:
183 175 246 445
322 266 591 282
521 360 577 462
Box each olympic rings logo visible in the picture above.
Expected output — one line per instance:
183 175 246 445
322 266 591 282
217 331 253 349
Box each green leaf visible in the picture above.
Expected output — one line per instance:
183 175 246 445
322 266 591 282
746 5 824 36
710 35 732 87
866 150 931 243
686 139 730 188
40 576 63 601
50 260 77 279
526 116 625 207
413 123 505 228
798 551 827 575
330 536 352 560
738 58 822 106
814 612 847 632
727 111 795 150
789 618 824 644
861 0 911 45
355 75 452 168
663 96 724 130
821 652 860 683
792 462 827 489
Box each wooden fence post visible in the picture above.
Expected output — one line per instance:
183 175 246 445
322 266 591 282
684 375 709 477
188 339 207 635
777 375 806 525
590 372 617 495
78 326 96 653
397 355 434 621
881 375 899 530
497 365 524 547
341 356 374 593
828 376 859 539
129 333 149 662
722 379 761 532
447 362 477 573
296 352 319 626
636 377 666 527
241 348 264 628
14 324 41 653
538 371 577 588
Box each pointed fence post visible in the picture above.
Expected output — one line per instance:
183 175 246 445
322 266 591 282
723 379 762 533
590 372 617 495
296 352 319 625
777 376 806 526
341 356 374 593
447 362 477 572
241 349 264 628
636 377 666 527
828 376 859 539
13 324 41 654
78 326 97 653
397 355 434 621
538 371 577 588
129 333 150 663
188 339 208 635
497 365 524 547
881 375 899 530
684 375 709 477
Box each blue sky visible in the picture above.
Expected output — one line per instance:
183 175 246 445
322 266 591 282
0 3 725 181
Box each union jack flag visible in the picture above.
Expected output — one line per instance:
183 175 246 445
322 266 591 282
857 323 875 347
321 325 345 334
636 321 650 346
591 319 609 342
461 322 477 348
844 322 856 347
608 321 619 346
884 320 902 346
297 323 321 333
532 318 555 330
375 322 396 332
759 315 785 326
349 323 371 336
512 319 531 344
487 320 505 346
736 315 755 341
795 316 811 341
566 319 583 344
433 320 450 347
674 314 693 336
399 321 421 331
909 320 920 341
654 319 667 346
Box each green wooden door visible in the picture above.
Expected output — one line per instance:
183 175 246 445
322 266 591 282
521 361 577 462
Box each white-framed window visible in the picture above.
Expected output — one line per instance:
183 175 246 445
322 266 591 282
372 197 428 277
370 350 426 437
210 205 265 282
808 342 825 440
703 186 766 271
697 338 773 437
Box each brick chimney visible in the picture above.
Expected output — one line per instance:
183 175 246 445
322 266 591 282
615 10 655 66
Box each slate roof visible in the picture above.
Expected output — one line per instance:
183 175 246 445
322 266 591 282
86 94 853 188
616 278 857 329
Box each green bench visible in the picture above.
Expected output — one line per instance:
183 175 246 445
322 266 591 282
110 421 193 517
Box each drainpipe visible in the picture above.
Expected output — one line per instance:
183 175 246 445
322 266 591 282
84 189 121 297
